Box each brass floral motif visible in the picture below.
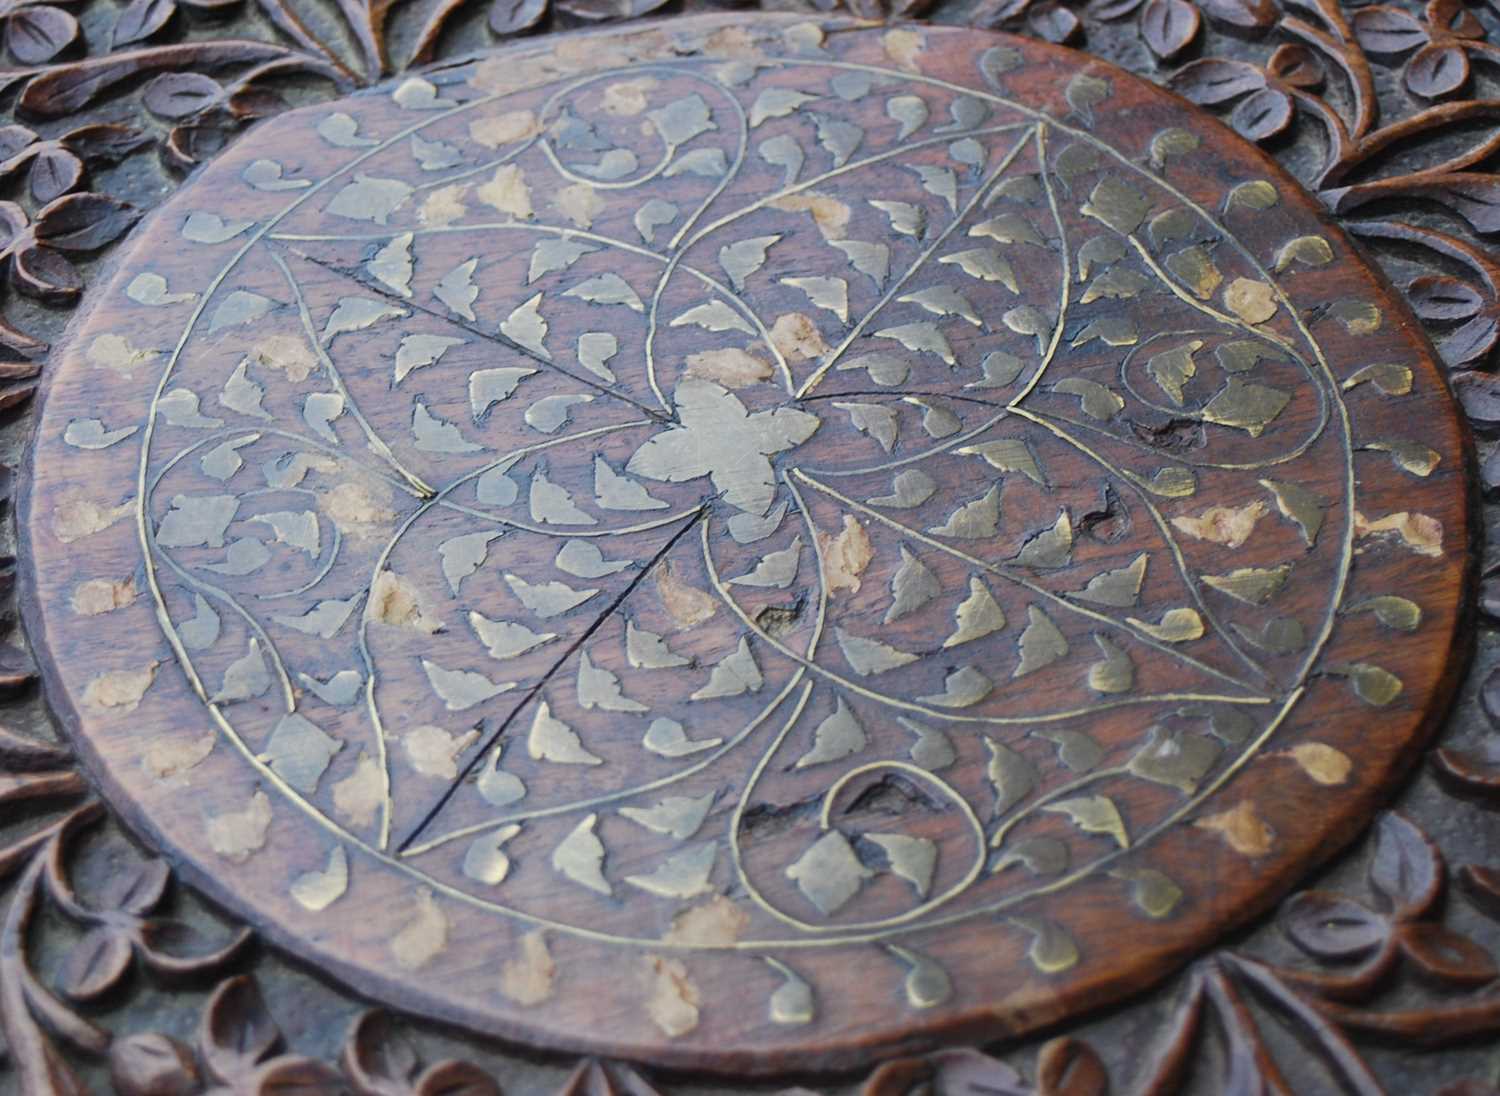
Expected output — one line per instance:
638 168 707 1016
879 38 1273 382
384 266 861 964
18 15 1471 1069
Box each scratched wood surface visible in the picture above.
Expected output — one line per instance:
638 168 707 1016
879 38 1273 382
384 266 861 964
17 13 1473 1075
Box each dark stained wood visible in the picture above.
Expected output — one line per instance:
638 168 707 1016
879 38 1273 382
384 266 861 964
16 12 1474 1075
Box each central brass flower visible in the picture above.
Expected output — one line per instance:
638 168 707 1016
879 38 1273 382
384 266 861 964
625 379 821 516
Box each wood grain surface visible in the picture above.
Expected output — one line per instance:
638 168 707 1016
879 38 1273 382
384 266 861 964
17 12 1474 1075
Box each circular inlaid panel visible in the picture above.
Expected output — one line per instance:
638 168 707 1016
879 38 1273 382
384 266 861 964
20 13 1472 1073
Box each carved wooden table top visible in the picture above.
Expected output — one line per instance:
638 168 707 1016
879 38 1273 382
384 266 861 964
7 7 1483 1088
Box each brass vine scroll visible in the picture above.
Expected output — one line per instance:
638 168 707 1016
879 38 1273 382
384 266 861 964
19 13 1470 1073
